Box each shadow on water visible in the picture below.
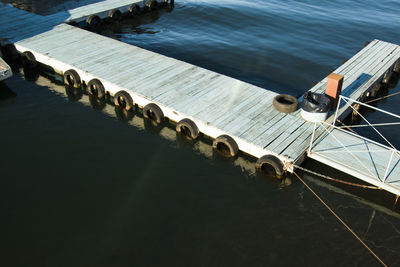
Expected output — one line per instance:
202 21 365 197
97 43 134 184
88 94 106 111
143 116 165 135
65 85 83 102
0 81 16 102
21 64 400 216
114 106 134 122
22 66 40 82
26 66 267 179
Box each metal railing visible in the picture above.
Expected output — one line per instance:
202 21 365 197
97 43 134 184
308 95 400 183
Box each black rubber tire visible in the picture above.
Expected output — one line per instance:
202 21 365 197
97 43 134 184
161 0 169 7
114 91 133 111
146 0 158 10
382 71 394 84
212 135 239 157
176 118 200 140
87 15 101 26
273 94 298 113
129 4 141 15
109 9 122 21
87 78 105 98
393 60 400 73
2 43 19 61
256 155 285 178
143 103 164 124
370 83 382 98
63 69 81 88
388 72 400 89
21 51 38 68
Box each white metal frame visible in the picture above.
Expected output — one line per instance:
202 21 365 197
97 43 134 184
309 95 400 183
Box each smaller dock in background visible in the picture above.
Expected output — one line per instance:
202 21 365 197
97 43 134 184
0 0 399 196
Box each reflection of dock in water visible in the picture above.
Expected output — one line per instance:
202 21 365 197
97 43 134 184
32 71 259 176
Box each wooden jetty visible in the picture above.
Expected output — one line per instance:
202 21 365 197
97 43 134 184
1 0 399 195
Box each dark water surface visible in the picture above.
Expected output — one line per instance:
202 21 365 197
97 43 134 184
1 0 400 266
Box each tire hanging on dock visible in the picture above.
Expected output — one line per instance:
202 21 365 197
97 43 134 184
87 78 105 98
382 70 394 85
212 135 239 157
256 155 284 178
87 15 101 27
176 118 200 140
109 9 122 21
129 4 141 15
63 69 81 88
146 0 158 11
394 60 400 73
143 103 164 124
21 51 38 68
2 43 19 62
273 94 298 113
114 90 134 111
369 83 382 98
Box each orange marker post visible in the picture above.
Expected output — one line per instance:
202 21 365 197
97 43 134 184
325 73 344 109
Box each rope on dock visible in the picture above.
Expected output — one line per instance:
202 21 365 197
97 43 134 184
394 195 399 210
293 171 387 266
336 119 359 135
293 165 382 190
364 90 400 105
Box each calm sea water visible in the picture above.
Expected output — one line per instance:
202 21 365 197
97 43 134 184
1 0 400 266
